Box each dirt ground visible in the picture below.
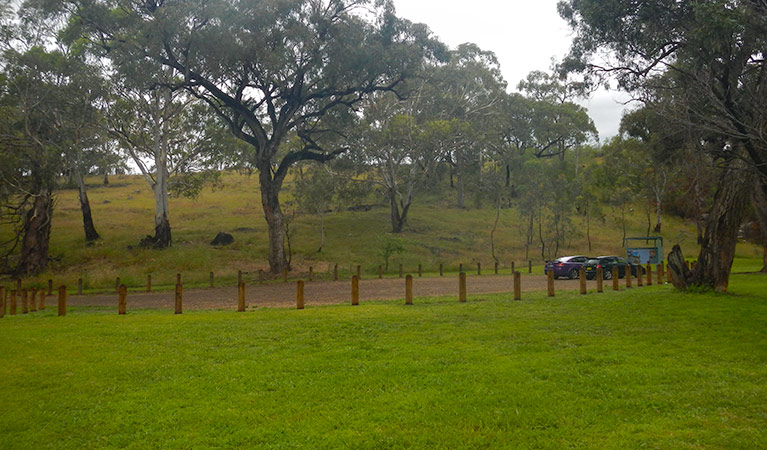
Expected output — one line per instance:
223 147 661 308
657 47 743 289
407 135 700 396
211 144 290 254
63 274 586 310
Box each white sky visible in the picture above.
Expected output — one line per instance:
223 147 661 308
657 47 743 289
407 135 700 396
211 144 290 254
392 0 631 141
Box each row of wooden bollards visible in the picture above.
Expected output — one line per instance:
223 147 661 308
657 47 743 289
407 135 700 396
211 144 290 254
0 285 68 318
546 262 668 297
0 263 670 317
294 271 526 310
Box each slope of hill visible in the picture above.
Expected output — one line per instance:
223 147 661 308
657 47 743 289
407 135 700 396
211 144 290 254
1 172 760 291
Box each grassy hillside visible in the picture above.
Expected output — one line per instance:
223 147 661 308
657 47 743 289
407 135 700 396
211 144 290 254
1 274 766 448
1 172 761 291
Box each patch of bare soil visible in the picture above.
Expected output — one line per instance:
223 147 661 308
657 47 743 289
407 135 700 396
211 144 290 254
64 274 589 311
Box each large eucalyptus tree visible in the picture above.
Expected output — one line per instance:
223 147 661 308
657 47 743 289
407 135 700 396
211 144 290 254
59 0 442 273
558 0 767 291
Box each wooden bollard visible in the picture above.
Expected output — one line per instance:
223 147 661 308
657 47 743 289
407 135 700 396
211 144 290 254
174 283 182 314
596 267 604 293
513 271 521 301
418 264 422 277
477 262 481 275
146 274 152 292
38 288 45 310
626 267 633 288
210 271 214 288
283 269 288 282
657 263 664 284
57 286 66 316
47 279 53 296
351 275 359 306
646 264 653 286
176 273 182 286
612 267 620 291
439 263 443 277
378 265 382 279
29 288 37 312
494 261 498 275
237 270 242 286
10 290 17 315
356 265 361 279
0 287 5 318
77 278 83 295
459 263 463 273
237 282 246 312
115 277 120 293
333 264 338 281
529 260 532 274
405 274 413 305
637 266 644 287
22 289 28 314
547 270 554 297
459 272 467 302
118 285 127 315
399 264 403 278
579 268 587 295
296 280 304 310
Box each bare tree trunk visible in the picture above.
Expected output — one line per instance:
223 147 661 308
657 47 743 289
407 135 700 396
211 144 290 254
586 211 592 252
318 211 325 253
456 166 465 209
17 189 53 275
74 168 99 242
490 201 500 263
259 165 288 274
751 178 767 272
689 159 753 292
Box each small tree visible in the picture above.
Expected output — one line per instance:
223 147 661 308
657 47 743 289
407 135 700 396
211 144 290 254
293 166 337 253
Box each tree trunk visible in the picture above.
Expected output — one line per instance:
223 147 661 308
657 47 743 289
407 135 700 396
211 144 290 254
388 188 410 233
75 168 100 241
17 189 54 275
456 166 465 209
505 164 511 187
259 166 288 274
103 169 109 186
689 158 753 292
751 178 767 272
140 145 172 249
653 198 662 233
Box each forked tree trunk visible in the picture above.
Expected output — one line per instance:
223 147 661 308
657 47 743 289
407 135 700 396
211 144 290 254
17 189 54 275
388 188 411 234
75 168 100 241
688 158 753 292
259 165 288 274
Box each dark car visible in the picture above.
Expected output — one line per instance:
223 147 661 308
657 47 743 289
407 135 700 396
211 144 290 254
584 256 646 280
544 255 590 279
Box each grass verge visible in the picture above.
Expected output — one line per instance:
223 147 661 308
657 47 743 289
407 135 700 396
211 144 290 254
1 274 766 449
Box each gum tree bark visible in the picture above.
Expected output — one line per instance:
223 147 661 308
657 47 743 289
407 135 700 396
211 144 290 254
689 159 753 292
17 190 54 275
74 167 100 241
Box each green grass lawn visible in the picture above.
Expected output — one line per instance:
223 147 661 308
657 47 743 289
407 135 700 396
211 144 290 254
1 272 766 449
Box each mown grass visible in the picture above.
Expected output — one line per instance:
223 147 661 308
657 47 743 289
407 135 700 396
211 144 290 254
1 272 765 449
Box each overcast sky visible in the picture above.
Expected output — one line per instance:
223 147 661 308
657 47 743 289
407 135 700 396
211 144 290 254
392 0 631 141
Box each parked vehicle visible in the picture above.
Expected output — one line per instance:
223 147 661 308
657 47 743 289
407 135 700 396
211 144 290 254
544 255 590 279
584 256 646 280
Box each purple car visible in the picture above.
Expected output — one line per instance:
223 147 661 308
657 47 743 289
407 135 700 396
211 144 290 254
544 255 589 279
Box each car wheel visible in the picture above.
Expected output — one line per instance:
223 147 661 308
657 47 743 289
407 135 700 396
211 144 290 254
568 268 579 279
603 269 613 280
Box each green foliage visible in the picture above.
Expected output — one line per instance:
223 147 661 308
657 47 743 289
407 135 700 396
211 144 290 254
377 234 405 270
